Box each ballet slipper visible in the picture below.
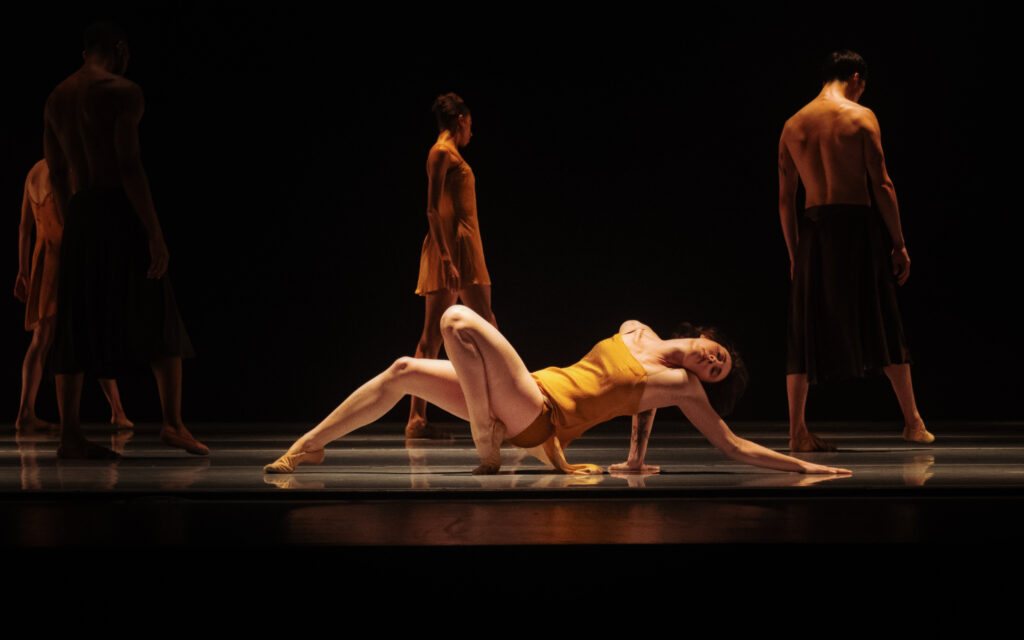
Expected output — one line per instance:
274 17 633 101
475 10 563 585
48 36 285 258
264 448 326 474
160 428 210 456
902 421 935 444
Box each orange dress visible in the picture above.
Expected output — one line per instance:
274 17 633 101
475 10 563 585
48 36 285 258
23 170 62 331
415 145 491 295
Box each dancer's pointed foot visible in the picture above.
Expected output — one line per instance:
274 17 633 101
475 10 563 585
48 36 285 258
160 426 209 455
111 414 134 429
790 431 837 452
405 418 435 439
264 447 325 473
57 438 121 460
902 420 935 444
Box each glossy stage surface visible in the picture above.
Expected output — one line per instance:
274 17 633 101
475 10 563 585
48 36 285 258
3 421 1023 547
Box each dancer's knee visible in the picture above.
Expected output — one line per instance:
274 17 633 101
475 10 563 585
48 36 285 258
440 305 481 341
386 356 418 381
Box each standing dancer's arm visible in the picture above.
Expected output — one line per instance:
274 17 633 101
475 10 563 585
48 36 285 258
425 145 459 289
14 181 33 302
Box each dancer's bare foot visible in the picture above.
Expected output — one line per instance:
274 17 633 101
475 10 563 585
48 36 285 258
264 447 325 473
110 414 134 429
160 425 209 455
902 419 935 444
790 430 836 452
57 437 121 460
472 463 500 475
405 417 435 439
15 415 57 431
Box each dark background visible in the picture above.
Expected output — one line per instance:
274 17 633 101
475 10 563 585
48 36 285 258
1 4 1010 426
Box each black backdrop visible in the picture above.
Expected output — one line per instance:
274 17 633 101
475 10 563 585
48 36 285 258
2 4 1010 425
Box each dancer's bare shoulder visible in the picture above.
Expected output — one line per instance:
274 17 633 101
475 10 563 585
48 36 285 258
619 320 658 337
639 366 705 412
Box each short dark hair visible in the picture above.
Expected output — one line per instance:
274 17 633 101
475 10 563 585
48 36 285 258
83 21 127 55
822 50 868 84
432 93 470 133
672 322 749 417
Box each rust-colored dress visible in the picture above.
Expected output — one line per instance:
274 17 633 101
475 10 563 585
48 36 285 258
22 166 62 331
415 144 491 295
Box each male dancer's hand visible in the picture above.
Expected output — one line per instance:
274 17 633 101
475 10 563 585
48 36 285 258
892 246 911 286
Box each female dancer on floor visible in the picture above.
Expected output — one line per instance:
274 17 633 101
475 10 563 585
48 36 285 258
265 306 850 476
407 93 498 438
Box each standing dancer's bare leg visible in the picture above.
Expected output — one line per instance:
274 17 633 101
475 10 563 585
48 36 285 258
884 364 933 443
439 305 543 474
407 290 458 437
265 359 469 473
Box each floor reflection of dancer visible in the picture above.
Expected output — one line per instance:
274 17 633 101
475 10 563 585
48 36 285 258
779 50 932 451
14 160 133 431
407 93 497 438
266 305 850 476
44 22 206 458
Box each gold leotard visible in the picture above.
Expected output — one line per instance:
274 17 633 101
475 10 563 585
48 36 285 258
507 334 647 448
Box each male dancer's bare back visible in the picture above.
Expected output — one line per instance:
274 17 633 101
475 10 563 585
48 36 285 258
778 54 932 452
44 25 206 458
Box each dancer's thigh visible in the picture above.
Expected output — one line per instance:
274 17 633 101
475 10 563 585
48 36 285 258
442 306 544 432
397 358 469 421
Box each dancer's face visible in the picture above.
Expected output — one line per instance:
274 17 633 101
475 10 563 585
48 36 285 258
686 337 732 383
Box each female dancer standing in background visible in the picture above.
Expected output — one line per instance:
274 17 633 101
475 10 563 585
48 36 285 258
407 93 497 437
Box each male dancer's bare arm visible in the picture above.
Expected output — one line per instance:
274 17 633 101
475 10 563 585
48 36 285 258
43 112 70 223
862 111 910 285
778 131 800 278
113 85 169 279
15 182 33 302
609 409 660 473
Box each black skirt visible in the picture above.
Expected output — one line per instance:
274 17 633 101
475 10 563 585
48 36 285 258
786 204 911 384
51 188 194 377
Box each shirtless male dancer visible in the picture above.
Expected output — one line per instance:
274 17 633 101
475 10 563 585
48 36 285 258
778 50 933 452
44 22 207 458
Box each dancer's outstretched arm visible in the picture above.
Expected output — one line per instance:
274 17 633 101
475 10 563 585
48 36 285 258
678 378 851 475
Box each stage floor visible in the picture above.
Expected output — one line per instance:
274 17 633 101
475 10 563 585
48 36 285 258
3 421 1023 546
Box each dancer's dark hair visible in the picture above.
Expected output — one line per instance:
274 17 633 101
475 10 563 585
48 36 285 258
822 50 868 84
432 93 470 133
83 21 127 55
672 322 748 417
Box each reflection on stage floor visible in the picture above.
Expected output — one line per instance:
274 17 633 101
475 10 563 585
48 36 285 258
3 421 1023 546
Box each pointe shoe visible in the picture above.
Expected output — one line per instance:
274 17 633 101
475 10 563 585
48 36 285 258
160 428 210 456
264 448 326 474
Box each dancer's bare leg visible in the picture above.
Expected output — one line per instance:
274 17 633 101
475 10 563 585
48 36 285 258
440 305 544 474
884 363 933 443
458 284 497 328
17 318 56 430
56 372 119 460
266 358 469 472
787 373 835 452
98 378 133 428
407 290 458 437
152 356 208 455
